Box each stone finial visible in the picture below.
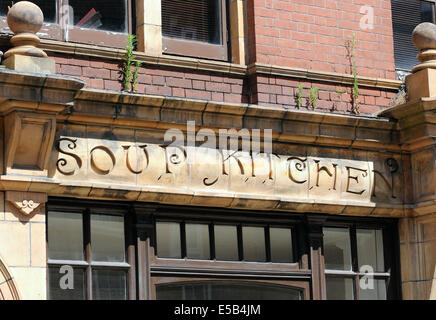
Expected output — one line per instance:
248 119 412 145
412 22 436 73
3 1 47 59
2 1 55 74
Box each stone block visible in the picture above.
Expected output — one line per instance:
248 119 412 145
9 267 46 300
0 222 30 266
406 68 436 100
3 55 55 74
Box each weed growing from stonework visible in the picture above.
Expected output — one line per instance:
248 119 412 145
297 84 304 108
121 34 142 92
350 32 360 114
309 87 318 109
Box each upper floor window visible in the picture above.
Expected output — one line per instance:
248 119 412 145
0 0 134 47
47 203 135 300
161 0 228 61
391 0 436 72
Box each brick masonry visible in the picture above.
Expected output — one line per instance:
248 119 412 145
247 0 396 79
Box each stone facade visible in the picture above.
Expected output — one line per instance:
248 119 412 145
0 1 434 300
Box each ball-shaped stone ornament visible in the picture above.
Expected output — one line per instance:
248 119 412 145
412 22 436 51
7 1 44 34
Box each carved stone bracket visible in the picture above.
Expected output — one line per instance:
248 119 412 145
5 191 47 217
4 110 56 177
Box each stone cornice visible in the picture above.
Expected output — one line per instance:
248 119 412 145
0 68 85 108
69 88 401 152
1 37 401 90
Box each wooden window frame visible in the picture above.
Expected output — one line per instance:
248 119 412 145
0 0 134 48
321 218 401 300
46 199 136 300
150 277 310 300
161 0 229 61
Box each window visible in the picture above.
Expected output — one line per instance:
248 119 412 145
323 226 389 300
161 0 228 60
155 221 296 263
0 0 133 47
391 0 436 72
47 203 135 300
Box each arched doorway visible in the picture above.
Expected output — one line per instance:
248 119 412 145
0 255 20 300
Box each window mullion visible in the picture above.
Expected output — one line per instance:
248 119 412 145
350 226 358 272
84 209 92 300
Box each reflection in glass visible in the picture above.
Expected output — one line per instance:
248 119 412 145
323 227 352 271
91 214 125 262
69 0 127 32
270 228 293 263
49 266 85 300
242 227 266 262
326 277 354 300
186 224 210 260
0 1 57 22
92 269 127 300
157 281 302 300
214 225 238 261
357 229 384 272
359 279 387 300
156 222 181 258
48 211 84 261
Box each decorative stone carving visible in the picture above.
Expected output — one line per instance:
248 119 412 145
4 111 56 177
2 1 55 74
406 22 436 99
412 22 436 73
5 191 47 217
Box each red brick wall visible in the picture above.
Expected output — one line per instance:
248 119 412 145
247 0 396 79
50 52 396 116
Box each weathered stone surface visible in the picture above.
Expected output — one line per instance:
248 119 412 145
413 22 436 52
3 55 55 74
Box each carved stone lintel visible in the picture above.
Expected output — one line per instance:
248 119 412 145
5 191 48 216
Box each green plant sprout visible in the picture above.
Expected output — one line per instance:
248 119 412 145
350 32 360 114
309 87 319 109
297 84 304 108
121 34 142 92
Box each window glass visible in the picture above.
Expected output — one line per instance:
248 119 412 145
156 222 181 258
357 229 384 272
391 0 435 70
242 226 266 262
214 225 238 261
48 266 85 300
359 279 387 300
186 223 210 260
68 0 127 33
156 281 302 300
91 214 125 262
270 227 294 263
326 277 354 300
0 0 56 22
323 227 352 271
48 211 84 261
92 269 127 300
162 0 222 44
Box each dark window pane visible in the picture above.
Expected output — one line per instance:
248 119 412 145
214 225 239 261
91 214 125 262
391 0 434 70
162 0 222 44
323 227 352 271
357 229 384 272
0 0 56 22
359 279 387 300
270 227 294 263
156 281 302 300
92 269 127 300
242 226 266 262
186 223 210 260
48 211 84 261
69 0 127 33
156 222 181 258
326 277 354 300
48 266 85 300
